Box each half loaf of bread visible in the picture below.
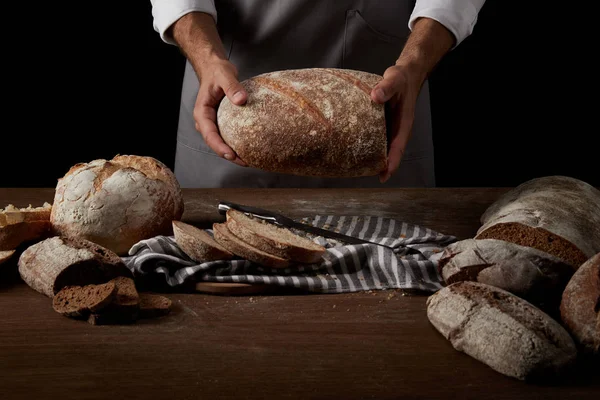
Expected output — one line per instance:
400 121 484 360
217 68 388 178
0 202 52 251
476 176 600 268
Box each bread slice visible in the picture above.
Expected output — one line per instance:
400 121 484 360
0 250 15 266
212 223 290 268
52 281 117 319
139 293 172 319
172 220 234 262
86 276 140 325
225 209 325 264
0 202 52 226
0 202 53 251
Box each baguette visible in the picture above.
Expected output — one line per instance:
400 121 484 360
475 176 600 268
426 281 577 382
560 252 600 355
217 68 387 178
224 209 325 264
172 220 234 263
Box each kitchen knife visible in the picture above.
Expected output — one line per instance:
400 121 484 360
217 201 420 254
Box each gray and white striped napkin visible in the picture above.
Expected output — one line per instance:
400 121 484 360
122 215 457 293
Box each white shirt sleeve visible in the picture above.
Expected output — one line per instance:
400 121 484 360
409 0 487 48
150 0 218 45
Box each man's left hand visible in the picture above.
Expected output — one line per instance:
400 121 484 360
370 65 425 183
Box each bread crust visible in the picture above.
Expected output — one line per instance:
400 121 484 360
438 238 574 312
560 252 600 355
172 220 234 263
217 68 388 178
225 209 325 264
476 176 600 267
427 281 577 381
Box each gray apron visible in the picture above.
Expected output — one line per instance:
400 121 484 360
174 0 435 188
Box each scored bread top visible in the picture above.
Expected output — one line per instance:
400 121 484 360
217 68 388 178
225 209 325 264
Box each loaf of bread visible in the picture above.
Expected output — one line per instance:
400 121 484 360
560 252 600 355
438 238 574 313
0 202 52 251
216 68 388 177
18 236 132 298
50 155 184 256
426 281 577 382
224 209 326 264
475 176 600 268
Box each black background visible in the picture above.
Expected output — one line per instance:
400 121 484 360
2 1 596 188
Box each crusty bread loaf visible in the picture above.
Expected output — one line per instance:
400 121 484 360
475 176 600 268
172 220 234 263
0 202 53 251
50 155 184 255
18 236 132 298
212 223 290 269
560 252 600 355
217 68 388 178
52 281 117 319
438 238 574 312
224 209 325 264
426 281 577 382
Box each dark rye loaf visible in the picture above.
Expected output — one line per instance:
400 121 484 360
476 176 600 268
216 68 388 178
560 252 600 355
426 281 577 382
438 239 574 313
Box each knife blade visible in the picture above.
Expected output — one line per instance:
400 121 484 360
217 201 420 254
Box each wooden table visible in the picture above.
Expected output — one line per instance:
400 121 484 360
1 188 598 400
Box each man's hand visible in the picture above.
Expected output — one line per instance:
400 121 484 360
171 12 248 166
369 17 455 183
371 65 424 183
194 58 248 166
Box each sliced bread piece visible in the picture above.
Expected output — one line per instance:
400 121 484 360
172 220 234 263
0 250 15 266
87 276 141 325
0 220 52 251
0 202 52 226
225 209 325 264
212 223 290 268
52 281 117 319
139 293 172 319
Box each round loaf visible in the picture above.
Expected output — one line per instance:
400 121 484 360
50 155 184 255
216 68 388 178
560 252 600 355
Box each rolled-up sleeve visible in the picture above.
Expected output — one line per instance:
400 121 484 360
409 0 486 48
150 0 218 45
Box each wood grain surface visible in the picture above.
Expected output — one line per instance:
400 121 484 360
1 188 598 400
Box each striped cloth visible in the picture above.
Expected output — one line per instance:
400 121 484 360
122 215 457 293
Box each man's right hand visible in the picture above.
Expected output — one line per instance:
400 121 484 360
170 12 248 166
195 58 248 166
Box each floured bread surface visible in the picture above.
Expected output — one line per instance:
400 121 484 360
476 176 600 267
50 155 183 255
217 68 388 178
427 281 577 381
